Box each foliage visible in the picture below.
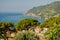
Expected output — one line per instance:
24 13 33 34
40 16 60 40
15 18 40 30
41 16 60 28
0 22 14 29
14 31 39 40
45 25 60 40
0 22 14 40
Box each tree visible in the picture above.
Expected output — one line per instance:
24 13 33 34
45 24 60 40
15 18 40 31
0 22 14 40
14 31 39 40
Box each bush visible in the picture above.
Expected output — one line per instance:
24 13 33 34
45 25 60 40
41 16 60 28
15 18 40 30
14 31 39 40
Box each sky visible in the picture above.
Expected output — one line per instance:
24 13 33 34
0 0 60 13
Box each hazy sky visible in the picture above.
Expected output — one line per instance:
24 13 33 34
0 0 60 13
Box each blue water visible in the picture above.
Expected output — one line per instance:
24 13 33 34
0 13 43 23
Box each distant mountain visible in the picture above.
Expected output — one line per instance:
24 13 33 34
26 1 60 20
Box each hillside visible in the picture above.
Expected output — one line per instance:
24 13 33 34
26 1 60 20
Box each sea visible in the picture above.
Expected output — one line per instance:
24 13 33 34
0 13 44 24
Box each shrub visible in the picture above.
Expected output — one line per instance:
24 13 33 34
14 31 39 40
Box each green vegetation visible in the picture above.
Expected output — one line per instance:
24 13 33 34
15 18 40 31
45 25 60 40
26 1 60 19
40 16 60 40
14 31 39 40
0 15 60 40
0 22 14 40
14 16 60 40
41 16 60 28
0 18 40 40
